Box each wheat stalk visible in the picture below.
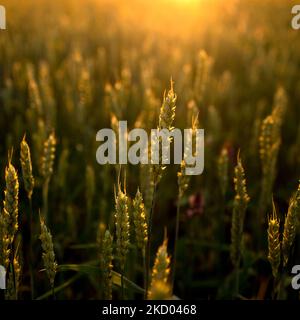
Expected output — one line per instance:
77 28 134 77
259 87 287 217
171 159 190 291
146 80 177 297
20 135 35 297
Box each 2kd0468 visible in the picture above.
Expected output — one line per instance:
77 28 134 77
146 304 197 315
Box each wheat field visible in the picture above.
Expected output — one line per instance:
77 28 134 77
0 0 300 300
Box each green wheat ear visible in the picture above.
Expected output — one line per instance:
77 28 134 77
133 188 148 254
41 132 56 181
39 215 57 288
267 200 281 278
114 182 130 272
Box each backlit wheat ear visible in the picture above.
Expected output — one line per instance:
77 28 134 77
152 80 177 185
20 135 35 199
41 132 56 223
217 147 229 198
4 160 19 243
41 132 56 181
148 238 171 300
114 183 130 272
39 216 57 288
230 152 250 266
133 188 148 254
268 200 281 278
101 230 113 300
0 159 19 269
158 79 177 131
282 182 300 267
151 239 171 284
0 219 9 268
148 280 171 300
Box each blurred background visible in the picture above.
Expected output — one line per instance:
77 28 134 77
0 0 300 300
